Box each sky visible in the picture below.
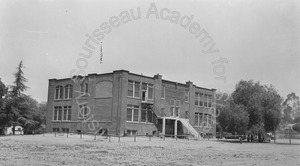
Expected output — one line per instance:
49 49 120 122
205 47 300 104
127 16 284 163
0 0 299 102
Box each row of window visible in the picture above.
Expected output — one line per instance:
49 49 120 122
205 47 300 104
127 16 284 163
55 85 73 99
194 113 213 127
126 105 156 123
128 81 154 101
195 93 213 107
53 104 90 121
53 106 72 121
55 82 89 100
161 87 190 102
53 128 69 133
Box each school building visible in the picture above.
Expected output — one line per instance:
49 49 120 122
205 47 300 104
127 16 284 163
46 70 216 138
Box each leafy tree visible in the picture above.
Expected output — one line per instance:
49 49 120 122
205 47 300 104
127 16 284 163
282 93 300 124
229 80 282 142
0 79 8 135
216 92 249 135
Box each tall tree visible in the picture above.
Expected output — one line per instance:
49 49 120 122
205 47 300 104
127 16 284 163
282 93 300 124
7 61 30 134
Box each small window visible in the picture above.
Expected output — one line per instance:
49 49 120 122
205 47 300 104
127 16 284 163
141 108 147 122
62 128 69 133
148 84 154 100
161 86 165 99
127 130 137 136
85 83 88 93
79 105 89 118
185 90 189 102
195 93 199 106
53 128 59 132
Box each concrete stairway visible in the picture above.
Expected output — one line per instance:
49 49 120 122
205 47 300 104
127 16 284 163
179 118 201 138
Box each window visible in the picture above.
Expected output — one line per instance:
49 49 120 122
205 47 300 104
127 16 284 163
200 93 204 106
170 99 175 116
79 104 89 118
195 114 199 126
195 113 212 127
141 107 147 122
58 108 62 120
64 85 73 99
148 84 154 100
195 113 204 126
175 100 180 117
185 90 189 102
195 93 211 107
53 106 63 120
141 83 154 101
195 93 199 106
53 128 59 132
127 130 137 136
80 83 84 93
126 105 139 122
204 94 208 107
161 86 165 99
80 82 89 94
170 99 180 117
54 106 71 121
62 128 69 133
63 106 71 121
208 95 212 107
85 83 88 93
55 86 64 99
128 80 140 98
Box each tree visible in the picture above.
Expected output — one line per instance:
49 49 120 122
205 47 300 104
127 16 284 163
6 61 35 134
282 93 300 124
216 92 249 135
230 80 282 142
0 79 8 135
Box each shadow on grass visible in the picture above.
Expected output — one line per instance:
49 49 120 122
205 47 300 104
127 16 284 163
215 139 300 145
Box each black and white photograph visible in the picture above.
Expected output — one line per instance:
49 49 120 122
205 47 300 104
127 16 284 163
0 0 299 165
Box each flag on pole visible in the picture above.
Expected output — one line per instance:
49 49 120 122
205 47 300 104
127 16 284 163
100 42 103 64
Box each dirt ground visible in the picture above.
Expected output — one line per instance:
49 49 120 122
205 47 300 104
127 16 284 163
0 134 299 166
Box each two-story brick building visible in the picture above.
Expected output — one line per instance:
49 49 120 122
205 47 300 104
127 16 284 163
46 70 216 138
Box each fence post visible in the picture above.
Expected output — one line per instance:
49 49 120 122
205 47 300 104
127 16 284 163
163 135 165 141
55 131 56 137
289 126 291 144
43 132 45 137
118 136 121 142
134 135 136 142
176 135 177 141
67 131 68 138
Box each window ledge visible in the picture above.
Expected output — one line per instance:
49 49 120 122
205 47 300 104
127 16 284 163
54 99 72 101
